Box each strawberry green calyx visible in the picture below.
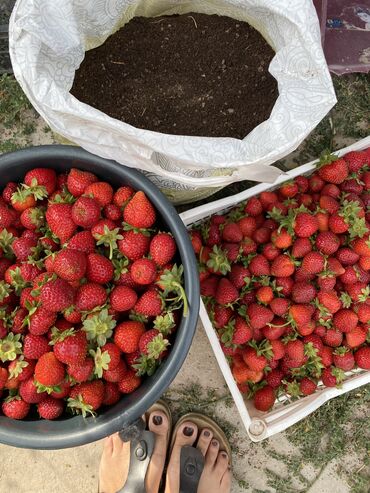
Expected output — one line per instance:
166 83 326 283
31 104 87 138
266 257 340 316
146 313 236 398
35 382 61 395
291 342 324 379
90 347 111 378
0 229 15 257
0 281 12 303
358 286 370 303
133 355 159 377
0 333 22 362
340 292 352 308
112 255 130 281
219 319 235 347
28 207 45 229
49 327 76 345
157 264 188 317
285 380 301 398
96 225 123 260
82 308 116 346
49 187 76 204
67 395 96 418
153 312 175 335
206 245 231 275
8 267 28 294
316 150 339 168
338 199 368 239
146 334 170 360
8 357 28 379
122 222 153 236
129 312 148 323
248 339 273 360
331 367 345 386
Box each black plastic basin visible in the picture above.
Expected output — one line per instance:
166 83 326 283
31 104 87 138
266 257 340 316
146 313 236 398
0 145 199 449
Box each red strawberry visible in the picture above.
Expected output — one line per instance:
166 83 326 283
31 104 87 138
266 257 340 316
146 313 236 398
20 206 45 230
46 204 77 244
343 150 368 172
271 254 295 277
189 230 202 254
232 316 253 345
242 347 268 371
23 334 49 359
315 231 340 255
110 285 137 312
113 186 134 207
125 350 140 369
40 278 75 312
34 352 65 387
238 216 257 237
130 258 157 285
84 181 113 207
71 196 101 228
75 283 107 311
2 397 30 419
67 168 98 197
118 370 141 394
222 222 243 243
52 329 87 365
289 304 313 326
352 237 370 257
25 168 57 195
68 231 96 254
317 291 342 314
356 303 370 323
319 346 333 367
328 213 348 234
53 249 87 282
249 254 270 276
138 329 168 358
213 305 233 328
0 368 8 390
253 386 275 411
104 203 121 221
114 321 145 353
318 157 348 184
245 197 263 216
123 191 156 229
333 347 355 371
0 203 16 229
12 237 36 261
215 278 239 305
67 357 94 383
323 329 343 348
291 282 316 303
270 339 285 360
300 377 317 395
266 369 284 388
86 253 114 284
28 307 57 336
118 230 151 261
354 346 370 369
99 343 121 371
134 289 163 317
270 298 290 316
2 182 18 203
256 286 274 304
19 378 46 404
102 382 121 406
247 303 274 329
333 309 358 333
228 264 250 289
319 195 339 214
301 251 325 275
68 380 104 414
38 397 64 420
294 213 319 237
232 362 263 384
149 233 176 267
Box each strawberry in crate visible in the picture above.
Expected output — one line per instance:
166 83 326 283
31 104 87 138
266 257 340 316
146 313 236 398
0 167 187 420
190 148 370 412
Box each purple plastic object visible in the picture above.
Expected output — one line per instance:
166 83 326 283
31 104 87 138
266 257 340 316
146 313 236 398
314 0 370 75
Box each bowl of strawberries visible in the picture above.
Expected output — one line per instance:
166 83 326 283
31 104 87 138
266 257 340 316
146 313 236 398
0 145 199 449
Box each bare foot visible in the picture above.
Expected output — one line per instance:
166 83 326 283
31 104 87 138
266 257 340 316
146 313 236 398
164 422 231 493
99 410 169 493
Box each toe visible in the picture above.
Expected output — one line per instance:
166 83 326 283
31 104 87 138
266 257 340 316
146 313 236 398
220 467 232 492
215 451 229 478
173 421 198 447
102 436 113 456
197 428 213 457
148 410 169 436
205 438 220 467
111 432 126 456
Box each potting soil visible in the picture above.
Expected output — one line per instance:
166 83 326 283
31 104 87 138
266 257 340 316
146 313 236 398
71 13 278 139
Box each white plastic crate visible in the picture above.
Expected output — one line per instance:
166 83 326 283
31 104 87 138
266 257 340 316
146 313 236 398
180 136 370 442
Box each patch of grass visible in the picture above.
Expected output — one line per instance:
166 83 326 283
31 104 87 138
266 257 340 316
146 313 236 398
0 73 32 128
260 384 370 493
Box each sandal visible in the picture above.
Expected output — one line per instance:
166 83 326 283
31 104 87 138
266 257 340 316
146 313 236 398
169 412 232 493
100 399 172 493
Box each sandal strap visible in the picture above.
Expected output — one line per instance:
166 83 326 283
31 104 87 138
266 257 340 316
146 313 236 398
117 430 155 493
179 446 205 493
